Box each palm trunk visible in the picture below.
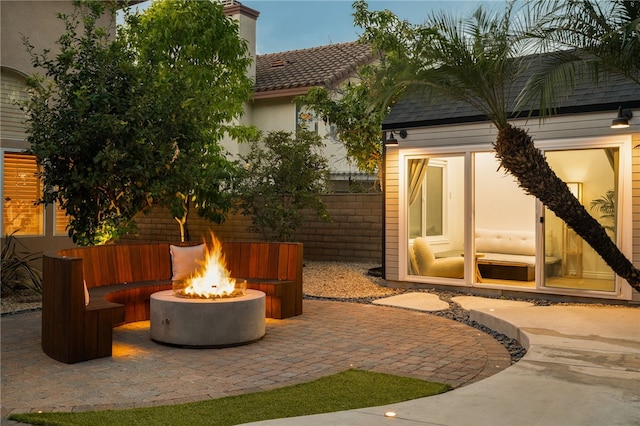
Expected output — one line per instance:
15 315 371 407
494 124 640 290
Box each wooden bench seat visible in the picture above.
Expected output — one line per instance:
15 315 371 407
90 280 173 324
42 241 303 364
243 278 297 319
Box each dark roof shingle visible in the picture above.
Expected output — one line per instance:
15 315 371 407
383 54 640 129
255 41 374 95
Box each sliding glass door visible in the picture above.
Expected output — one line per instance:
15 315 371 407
543 148 618 292
402 141 626 297
473 152 537 286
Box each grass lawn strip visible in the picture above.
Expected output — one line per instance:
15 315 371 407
10 369 451 425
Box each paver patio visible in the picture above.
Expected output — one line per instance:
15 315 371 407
1 299 510 419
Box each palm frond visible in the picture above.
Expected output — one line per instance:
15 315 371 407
525 0 640 85
386 2 531 129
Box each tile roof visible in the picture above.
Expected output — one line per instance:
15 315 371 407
383 54 640 129
254 41 374 96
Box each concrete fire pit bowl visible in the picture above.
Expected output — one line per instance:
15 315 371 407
150 289 266 348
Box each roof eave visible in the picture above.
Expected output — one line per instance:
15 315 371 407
253 87 311 100
382 100 640 130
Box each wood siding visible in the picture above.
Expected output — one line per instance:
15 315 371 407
385 148 400 279
0 69 28 143
633 133 640 302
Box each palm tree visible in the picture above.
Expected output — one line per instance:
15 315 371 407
353 0 640 289
522 0 640 116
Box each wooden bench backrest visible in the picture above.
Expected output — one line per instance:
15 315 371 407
56 241 303 288
222 242 303 283
42 254 86 362
58 243 177 287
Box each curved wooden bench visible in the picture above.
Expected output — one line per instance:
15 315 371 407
42 241 303 364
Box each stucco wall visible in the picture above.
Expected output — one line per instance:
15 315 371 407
247 97 367 178
1 1 116 261
1 1 115 76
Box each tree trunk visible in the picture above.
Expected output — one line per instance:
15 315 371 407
494 124 640 291
175 215 186 243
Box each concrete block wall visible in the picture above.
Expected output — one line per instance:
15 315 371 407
120 193 383 263
292 193 383 262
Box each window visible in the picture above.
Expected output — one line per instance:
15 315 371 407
295 104 319 133
2 152 44 236
55 202 70 236
425 165 444 236
408 159 446 239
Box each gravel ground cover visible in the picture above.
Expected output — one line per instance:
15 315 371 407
3 260 528 361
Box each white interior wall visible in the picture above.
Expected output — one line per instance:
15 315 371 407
474 152 536 232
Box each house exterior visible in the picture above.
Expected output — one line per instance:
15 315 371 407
381 69 640 302
1 0 376 255
224 1 376 191
250 41 376 191
1 1 117 255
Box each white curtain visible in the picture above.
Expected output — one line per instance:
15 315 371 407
408 158 429 205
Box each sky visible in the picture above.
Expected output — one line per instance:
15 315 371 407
128 1 502 55
242 1 494 54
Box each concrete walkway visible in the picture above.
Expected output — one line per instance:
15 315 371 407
248 296 640 426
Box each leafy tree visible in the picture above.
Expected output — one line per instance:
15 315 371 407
298 19 418 187
118 0 257 241
235 131 331 241
353 0 640 289
298 65 395 186
24 0 256 244
24 1 156 245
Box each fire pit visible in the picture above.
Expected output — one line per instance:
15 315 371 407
150 234 266 348
150 289 265 348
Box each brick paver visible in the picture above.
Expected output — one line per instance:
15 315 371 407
1 300 511 418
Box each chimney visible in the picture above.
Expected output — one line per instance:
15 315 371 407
223 0 259 81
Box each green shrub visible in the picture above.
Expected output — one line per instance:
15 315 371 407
235 130 331 241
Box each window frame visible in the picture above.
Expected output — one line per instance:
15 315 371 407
407 157 450 244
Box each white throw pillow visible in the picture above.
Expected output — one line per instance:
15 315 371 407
170 244 206 281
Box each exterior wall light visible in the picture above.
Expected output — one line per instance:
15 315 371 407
385 131 398 145
611 106 633 129
384 130 407 145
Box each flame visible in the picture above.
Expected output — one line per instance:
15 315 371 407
177 234 244 299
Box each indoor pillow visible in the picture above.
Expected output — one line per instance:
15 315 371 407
170 244 206 281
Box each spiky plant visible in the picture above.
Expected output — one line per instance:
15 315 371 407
590 189 616 236
1 232 43 296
